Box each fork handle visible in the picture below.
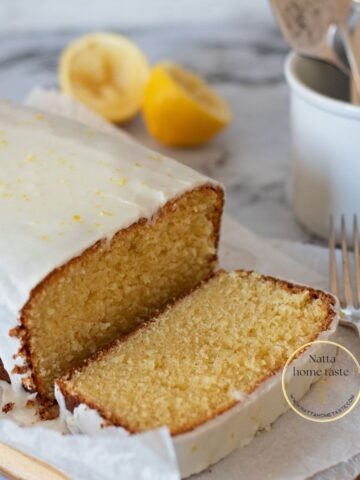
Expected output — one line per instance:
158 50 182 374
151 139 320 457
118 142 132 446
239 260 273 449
0 442 68 480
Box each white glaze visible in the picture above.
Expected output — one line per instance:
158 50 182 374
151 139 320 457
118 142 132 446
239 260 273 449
57 297 340 478
0 99 218 406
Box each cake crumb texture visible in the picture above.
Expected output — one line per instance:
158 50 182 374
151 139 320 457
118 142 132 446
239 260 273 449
21 186 222 403
59 270 334 435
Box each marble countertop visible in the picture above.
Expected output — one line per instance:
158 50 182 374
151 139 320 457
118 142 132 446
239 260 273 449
0 22 320 244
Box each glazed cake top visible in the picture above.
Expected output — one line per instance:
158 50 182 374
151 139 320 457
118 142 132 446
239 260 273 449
0 100 216 314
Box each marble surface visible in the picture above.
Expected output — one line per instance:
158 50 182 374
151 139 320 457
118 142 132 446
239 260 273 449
0 0 273 32
0 21 321 244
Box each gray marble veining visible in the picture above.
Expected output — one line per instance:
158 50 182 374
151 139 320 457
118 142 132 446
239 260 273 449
0 22 320 243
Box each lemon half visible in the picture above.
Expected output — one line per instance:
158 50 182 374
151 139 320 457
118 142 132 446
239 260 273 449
143 62 232 147
59 33 150 123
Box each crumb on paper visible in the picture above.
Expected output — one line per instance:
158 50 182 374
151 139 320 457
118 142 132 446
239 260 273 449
37 403 59 421
2 402 15 413
25 399 36 409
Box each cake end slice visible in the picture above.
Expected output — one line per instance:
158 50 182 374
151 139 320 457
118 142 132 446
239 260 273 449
56 270 338 476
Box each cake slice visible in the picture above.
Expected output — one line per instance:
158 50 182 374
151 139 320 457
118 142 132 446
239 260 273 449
0 100 223 411
56 270 338 477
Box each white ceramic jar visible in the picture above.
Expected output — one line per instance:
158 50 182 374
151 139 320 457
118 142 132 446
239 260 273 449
285 53 360 240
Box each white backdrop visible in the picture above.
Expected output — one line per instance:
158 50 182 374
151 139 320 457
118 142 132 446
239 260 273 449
0 0 273 32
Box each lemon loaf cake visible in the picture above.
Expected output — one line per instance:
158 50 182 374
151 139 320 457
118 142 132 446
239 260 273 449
0 100 223 411
56 270 339 477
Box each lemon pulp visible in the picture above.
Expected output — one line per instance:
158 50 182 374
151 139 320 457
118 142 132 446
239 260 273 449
59 33 150 123
143 62 232 147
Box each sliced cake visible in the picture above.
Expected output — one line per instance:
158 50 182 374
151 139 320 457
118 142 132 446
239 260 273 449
0 100 223 411
56 270 339 477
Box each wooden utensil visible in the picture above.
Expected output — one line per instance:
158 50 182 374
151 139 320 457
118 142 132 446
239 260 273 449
336 0 360 103
271 0 360 103
270 0 350 74
0 442 69 480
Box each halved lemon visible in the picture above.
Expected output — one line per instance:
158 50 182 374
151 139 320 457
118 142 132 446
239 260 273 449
59 33 150 123
143 62 232 147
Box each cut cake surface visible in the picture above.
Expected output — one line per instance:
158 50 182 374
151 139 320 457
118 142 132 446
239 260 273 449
57 270 337 435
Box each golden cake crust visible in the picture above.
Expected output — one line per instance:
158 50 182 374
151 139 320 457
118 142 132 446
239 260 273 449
12 184 224 408
56 269 336 436
0 359 10 383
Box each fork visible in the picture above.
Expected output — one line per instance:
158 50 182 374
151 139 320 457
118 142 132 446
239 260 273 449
329 214 360 335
